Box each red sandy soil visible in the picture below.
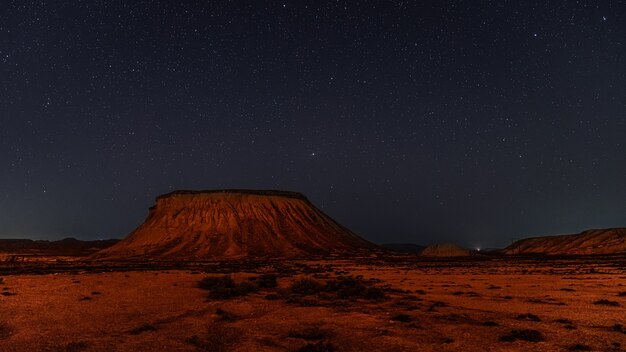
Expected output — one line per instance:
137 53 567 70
2 256 626 351
93 190 376 260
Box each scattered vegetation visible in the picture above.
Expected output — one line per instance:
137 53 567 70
298 341 336 352
197 276 257 299
63 341 89 352
257 274 278 288
215 308 238 322
288 326 328 340
499 329 544 342
482 321 499 327
288 276 385 301
391 314 412 323
198 276 235 290
0 322 11 340
291 278 325 296
129 324 157 335
593 299 620 306
568 344 592 351
612 324 626 334
186 324 240 352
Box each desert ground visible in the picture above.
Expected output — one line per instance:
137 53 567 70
2 255 626 352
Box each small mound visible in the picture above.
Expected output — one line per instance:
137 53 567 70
420 243 470 257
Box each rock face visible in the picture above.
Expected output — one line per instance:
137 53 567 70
92 190 376 260
420 243 470 257
504 228 626 255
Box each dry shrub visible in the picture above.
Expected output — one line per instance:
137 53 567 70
594 299 620 306
391 314 412 323
291 278 324 295
198 276 257 299
129 324 157 335
186 324 240 352
215 308 238 322
0 322 11 340
288 326 328 340
517 313 541 322
499 329 544 342
298 341 336 352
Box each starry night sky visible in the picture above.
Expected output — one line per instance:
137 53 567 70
1 1 625 248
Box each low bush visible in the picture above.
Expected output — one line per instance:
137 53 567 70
517 313 541 322
298 341 336 352
391 314 412 323
291 278 324 296
257 274 278 288
499 329 544 342
594 299 620 306
129 324 157 335
288 326 327 340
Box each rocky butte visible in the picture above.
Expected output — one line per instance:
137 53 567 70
92 189 377 260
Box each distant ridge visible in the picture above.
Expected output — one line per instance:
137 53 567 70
0 238 119 256
421 243 470 257
504 228 626 255
93 189 377 260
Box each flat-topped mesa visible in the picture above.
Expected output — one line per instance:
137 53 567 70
92 189 377 260
504 228 626 255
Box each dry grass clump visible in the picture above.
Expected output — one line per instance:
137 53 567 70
291 278 325 295
0 322 11 340
298 341 336 352
197 276 257 299
391 314 412 323
215 308 239 322
129 324 157 335
517 313 541 322
256 274 278 288
499 329 544 342
287 326 328 340
593 299 620 306
482 321 499 327
186 324 240 352
289 276 386 301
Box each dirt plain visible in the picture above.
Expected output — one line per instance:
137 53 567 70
2 255 626 352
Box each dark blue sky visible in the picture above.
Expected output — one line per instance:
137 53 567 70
1 1 625 248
